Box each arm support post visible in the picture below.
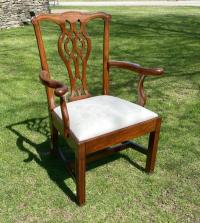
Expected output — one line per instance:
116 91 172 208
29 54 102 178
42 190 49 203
108 60 164 106
40 70 69 137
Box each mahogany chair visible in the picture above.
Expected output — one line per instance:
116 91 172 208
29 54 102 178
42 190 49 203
32 11 164 206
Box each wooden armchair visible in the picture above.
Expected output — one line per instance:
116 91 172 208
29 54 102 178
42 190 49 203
32 11 164 206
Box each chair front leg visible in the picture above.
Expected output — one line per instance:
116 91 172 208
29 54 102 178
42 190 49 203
75 144 86 206
145 118 161 173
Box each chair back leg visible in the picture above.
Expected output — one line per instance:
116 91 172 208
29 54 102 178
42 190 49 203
50 123 58 156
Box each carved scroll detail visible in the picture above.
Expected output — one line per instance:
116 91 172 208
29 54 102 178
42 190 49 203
58 20 91 101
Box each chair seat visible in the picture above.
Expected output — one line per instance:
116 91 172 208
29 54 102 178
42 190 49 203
54 95 158 142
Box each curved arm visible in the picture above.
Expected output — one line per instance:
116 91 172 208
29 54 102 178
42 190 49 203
39 70 68 97
108 60 164 106
108 60 164 76
39 70 69 137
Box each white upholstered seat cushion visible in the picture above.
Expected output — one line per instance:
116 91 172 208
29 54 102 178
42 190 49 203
54 95 158 142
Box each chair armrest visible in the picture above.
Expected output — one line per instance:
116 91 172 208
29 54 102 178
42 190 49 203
108 61 164 106
108 60 164 76
40 70 69 138
39 70 68 97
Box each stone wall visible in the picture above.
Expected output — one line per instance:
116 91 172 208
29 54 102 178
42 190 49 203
0 0 50 29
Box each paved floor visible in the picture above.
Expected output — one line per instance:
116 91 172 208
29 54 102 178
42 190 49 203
50 1 200 7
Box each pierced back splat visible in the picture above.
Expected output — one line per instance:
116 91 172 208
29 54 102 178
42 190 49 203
58 20 91 101
32 11 111 105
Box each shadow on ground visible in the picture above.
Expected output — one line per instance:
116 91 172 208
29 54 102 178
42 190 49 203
6 116 145 203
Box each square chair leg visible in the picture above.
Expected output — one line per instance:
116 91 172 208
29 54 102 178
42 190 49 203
145 118 161 173
50 124 58 156
75 144 86 206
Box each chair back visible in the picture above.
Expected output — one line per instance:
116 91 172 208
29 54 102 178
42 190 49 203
32 11 111 103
